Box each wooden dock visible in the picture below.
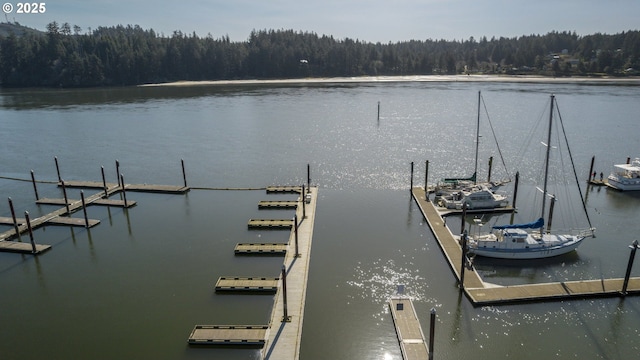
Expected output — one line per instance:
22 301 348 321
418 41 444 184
258 200 298 209
36 197 135 208
188 325 269 345
0 241 51 253
234 243 287 255
412 186 640 305
266 186 302 194
389 297 430 360
215 277 279 293
247 219 294 229
61 180 189 194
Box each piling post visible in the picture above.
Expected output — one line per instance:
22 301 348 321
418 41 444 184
425 160 430 201
410 161 414 191
61 180 70 214
428 308 436 360
627 157 631 164
281 265 290 322
294 214 300 257
181 159 187 187
302 184 306 219
24 211 36 254
512 171 520 209
8 198 22 242
377 101 380 121
30 170 39 200
460 203 467 234
460 230 468 289
622 240 639 296
81 191 89 228
115 160 121 187
54 156 61 183
588 155 595 183
120 174 127 207
307 163 311 193
487 156 493 183
101 166 108 197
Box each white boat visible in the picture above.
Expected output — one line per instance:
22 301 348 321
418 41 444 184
436 185 508 210
468 95 595 259
607 158 640 191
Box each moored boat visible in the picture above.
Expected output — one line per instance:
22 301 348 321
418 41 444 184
606 158 640 191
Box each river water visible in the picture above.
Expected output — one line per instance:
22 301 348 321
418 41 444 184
1 79 640 359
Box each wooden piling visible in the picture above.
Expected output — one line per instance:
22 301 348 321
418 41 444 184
513 171 520 209
459 230 467 289
54 156 61 183
410 161 414 190
302 184 306 219
487 156 493 183
281 265 290 322
61 180 70 214
377 101 380 121
294 214 299 257
8 197 21 242
101 166 108 197
428 308 436 360
307 163 311 192
30 170 39 200
24 211 36 254
460 203 467 234
116 160 121 187
181 159 187 187
622 240 639 295
546 195 556 233
424 160 429 201
120 174 127 207
81 191 89 228
588 155 595 182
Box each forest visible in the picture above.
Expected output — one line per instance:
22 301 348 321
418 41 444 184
0 21 639 88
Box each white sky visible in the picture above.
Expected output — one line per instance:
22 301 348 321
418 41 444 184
6 0 640 42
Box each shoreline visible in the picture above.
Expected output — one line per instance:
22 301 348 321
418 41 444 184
140 74 640 87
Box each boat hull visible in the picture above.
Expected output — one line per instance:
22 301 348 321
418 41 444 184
469 237 585 259
606 177 640 191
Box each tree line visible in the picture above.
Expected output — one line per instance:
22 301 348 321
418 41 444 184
0 22 638 88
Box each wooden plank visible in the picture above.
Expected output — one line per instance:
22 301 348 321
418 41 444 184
248 219 294 229
389 297 430 360
188 325 268 345
215 277 279 292
234 243 287 255
60 181 189 194
0 216 24 226
258 200 298 209
0 240 51 254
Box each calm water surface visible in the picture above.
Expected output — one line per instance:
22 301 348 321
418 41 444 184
1 80 640 359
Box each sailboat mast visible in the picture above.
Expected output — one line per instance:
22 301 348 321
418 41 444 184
540 94 555 229
474 91 481 184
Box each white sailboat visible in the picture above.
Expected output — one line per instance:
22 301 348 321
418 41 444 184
434 91 510 208
468 95 595 259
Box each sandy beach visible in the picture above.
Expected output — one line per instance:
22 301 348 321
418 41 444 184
140 74 640 87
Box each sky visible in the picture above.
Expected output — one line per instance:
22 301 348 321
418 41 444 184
4 0 640 42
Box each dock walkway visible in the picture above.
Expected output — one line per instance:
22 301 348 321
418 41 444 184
389 297 430 360
412 187 640 305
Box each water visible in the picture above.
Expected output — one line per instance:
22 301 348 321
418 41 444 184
1 80 639 359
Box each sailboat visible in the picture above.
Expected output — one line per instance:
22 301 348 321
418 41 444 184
467 95 595 259
434 91 510 210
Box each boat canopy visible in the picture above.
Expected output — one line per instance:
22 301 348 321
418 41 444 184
443 172 476 184
492 217 544 230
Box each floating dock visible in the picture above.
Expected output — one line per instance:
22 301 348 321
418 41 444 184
389 297 430 360
258 200 298 209
234 243 287 255
248 219 294 229
60 180 189 194
412 187 640 305
215 277 279 293
266 186 302 194
188 325 269 346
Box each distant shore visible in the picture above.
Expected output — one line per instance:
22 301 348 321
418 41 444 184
140 74 640 87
